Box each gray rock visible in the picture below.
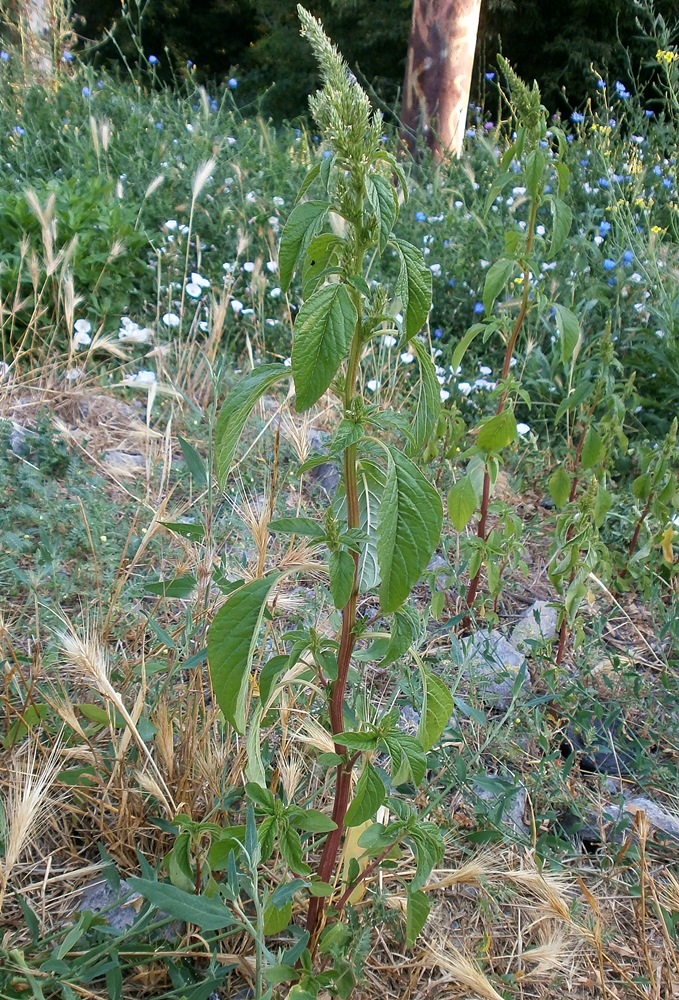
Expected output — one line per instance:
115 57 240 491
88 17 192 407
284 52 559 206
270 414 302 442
103 450 145 475
621 796 679 841
463 629 529 708
9 423 27 456
473 774 528 834
511 600 559 651
80 878 142 931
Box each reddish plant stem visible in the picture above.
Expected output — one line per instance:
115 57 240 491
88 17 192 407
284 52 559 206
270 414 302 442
620 493 653 580
464 201 538 618
334 841 397 913
306 326 362 952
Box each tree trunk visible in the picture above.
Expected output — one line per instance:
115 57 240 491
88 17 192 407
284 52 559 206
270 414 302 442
401 0 482 159
21 0 54 76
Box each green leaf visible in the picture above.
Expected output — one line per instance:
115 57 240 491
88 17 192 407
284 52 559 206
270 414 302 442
269 517 326 538
548 466 571 508
383 733 427 786
407 338 441 456
344 761 386 827
335 460 385 593
259 654 289 706
525 148 545 199
554 303 580 367
555 379 593 422
127 878 235 931
377 448 442 613
406 890 430 947
160 521 205 541
329 550 355 610
245 782 276 812
447 475 478 531
279 200 328 292
418 669 453 752
145 575 197 599
451 323 485 373
367 173 398 252
279 827 311 876
393 238 432 338
632 473 652 501
482 258 514 316
302 233 344 298
379 608 417 668
548 196 572 258
292 283 358 411
215 365 289 489
263 900 292 935
294 162 321 205
477 409 517 454
581 427 604 469
178 436 208 486
207 574 280 733
292 810 337 834
329 418 365 456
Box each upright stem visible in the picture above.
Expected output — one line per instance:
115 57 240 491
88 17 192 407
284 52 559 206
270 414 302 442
306 316 363 951
464 198 538 616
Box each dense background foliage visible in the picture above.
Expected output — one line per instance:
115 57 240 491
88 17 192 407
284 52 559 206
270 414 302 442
27 0 677 120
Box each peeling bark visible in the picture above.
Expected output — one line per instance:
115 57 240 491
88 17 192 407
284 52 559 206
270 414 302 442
401 0 483 159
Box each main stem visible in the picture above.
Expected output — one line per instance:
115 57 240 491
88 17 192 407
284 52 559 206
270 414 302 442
306 316 363 951
464 198 538 616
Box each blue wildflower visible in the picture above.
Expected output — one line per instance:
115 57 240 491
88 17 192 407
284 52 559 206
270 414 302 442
155 121 164 130
228 77 238 89
148 55 159 65
603 258 616 271
322 149 332 159
62 50 73 62
614 81 630 99
0 51 10 62
485 72 495 81
571 111 584 123
653 165 662 176
186 60 194 69
415 211 426 222
597 79 606 89
662 178 673 189
81 86 91 97
598 177 610 188
97 80 104 89
14 125 26 135
473 302 485 315
644 109 654 117
434 327 443 339
623 250 634 264
466 128 476 138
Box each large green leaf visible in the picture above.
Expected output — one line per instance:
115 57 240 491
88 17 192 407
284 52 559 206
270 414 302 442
482 258 515 316
447 474 478 531
477 409 517 454
279 200 328 292
215 365 289 489
554 303 580 366
302 233 344 298
407 338 441 456
366 173 398 252
208 574 280 733
406 889 430 948
548 196 572 258
344 760 386 827
393 238 432 338
418 668 453 752
329 550 355 610
377 449 443 613
127 878 236 932
335 460 385 593
292 283 357 411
